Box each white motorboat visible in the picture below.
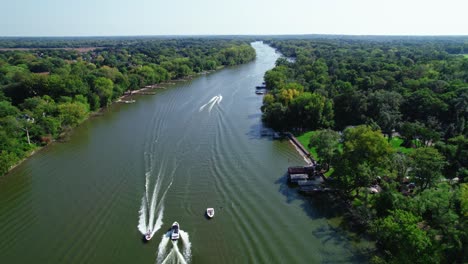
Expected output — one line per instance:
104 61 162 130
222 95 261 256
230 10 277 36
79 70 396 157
145 229 152 241
206 208 215 218
171 222 180 240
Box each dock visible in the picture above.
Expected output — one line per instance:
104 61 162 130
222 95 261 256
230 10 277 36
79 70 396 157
297 177 324 186
287 165 316 183
289 173 309 183
288 165 315 175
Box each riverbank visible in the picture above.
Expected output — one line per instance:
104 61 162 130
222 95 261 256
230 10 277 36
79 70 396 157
286 132 315 165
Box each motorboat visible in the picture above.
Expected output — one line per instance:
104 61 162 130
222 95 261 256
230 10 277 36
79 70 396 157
145 229 152 241
255 90 265 95
206 208 215 218
171 222 180 240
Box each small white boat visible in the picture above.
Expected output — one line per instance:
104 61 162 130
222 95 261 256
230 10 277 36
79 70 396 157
206 208 215 218
171 222 180 240
145 229 152 241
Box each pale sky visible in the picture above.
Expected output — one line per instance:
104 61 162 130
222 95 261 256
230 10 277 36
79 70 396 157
1 0 467 36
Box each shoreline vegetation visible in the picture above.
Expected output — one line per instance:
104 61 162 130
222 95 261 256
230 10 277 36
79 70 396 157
262 37 467 263
0 38 256 176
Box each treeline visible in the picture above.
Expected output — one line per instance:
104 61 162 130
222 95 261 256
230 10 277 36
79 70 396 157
0 38 256 175
261 38 467 263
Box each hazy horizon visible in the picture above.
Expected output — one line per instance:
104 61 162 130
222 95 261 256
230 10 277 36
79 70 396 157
2 33 468 38
1 0 467 37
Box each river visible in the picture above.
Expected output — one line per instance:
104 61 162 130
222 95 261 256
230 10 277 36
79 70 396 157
0 42 371 263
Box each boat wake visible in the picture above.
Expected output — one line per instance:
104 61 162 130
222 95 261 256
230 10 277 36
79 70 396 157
199 95 222 113
137 153 174 239
157 230 192 264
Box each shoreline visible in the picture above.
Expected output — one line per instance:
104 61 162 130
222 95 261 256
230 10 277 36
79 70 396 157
3 148 39 176
2 69 221 177
285 133 315 165
116 69 221 102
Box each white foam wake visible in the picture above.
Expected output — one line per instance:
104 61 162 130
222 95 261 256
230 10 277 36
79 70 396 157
199 96 218 112
151 205 164 237
156 230 191 264
180 230 192 261
157 232 171 264
137 196 148 234
199 95 222 112
138 158 173 238
208 97 218 112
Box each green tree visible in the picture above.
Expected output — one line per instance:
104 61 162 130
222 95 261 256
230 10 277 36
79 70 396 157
0 150 19 175
372 209 435 263
261 102 288 131
391 152 410 182
264 66 288 90
58 102 88 127
409 147 445 192
333 126 393 196
366 90 403 140
309 129 340 169
289 92 334 130
93 77 114 107
436 135 468 178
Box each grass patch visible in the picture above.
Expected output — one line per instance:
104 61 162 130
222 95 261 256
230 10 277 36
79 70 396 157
297 131 337 177
296 131 318 159
388 136 414 154
463 54 468 58
324 167 335 177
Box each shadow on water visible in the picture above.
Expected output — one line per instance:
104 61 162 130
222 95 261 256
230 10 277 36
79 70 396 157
246 113 262 120
275 173 375 263
246 123 276 140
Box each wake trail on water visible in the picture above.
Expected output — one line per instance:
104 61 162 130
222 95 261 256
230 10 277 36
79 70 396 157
156 232 171 264
199 95 222 112
180 230 192 261
138 138 176 238
137 196 148 234
156 230 191 264
199 96 218 112
208 98 217 113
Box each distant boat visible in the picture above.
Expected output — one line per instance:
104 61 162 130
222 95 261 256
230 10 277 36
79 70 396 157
145 229 152 241
171 222 180 240
255 90 265 95
206 208 215 218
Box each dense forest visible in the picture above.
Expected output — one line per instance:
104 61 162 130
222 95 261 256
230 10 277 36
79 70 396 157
261 38 468 263
0 38 255 175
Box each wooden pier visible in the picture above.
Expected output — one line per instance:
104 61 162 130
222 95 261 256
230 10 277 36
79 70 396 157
287 164 334 195
287 165 316 183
